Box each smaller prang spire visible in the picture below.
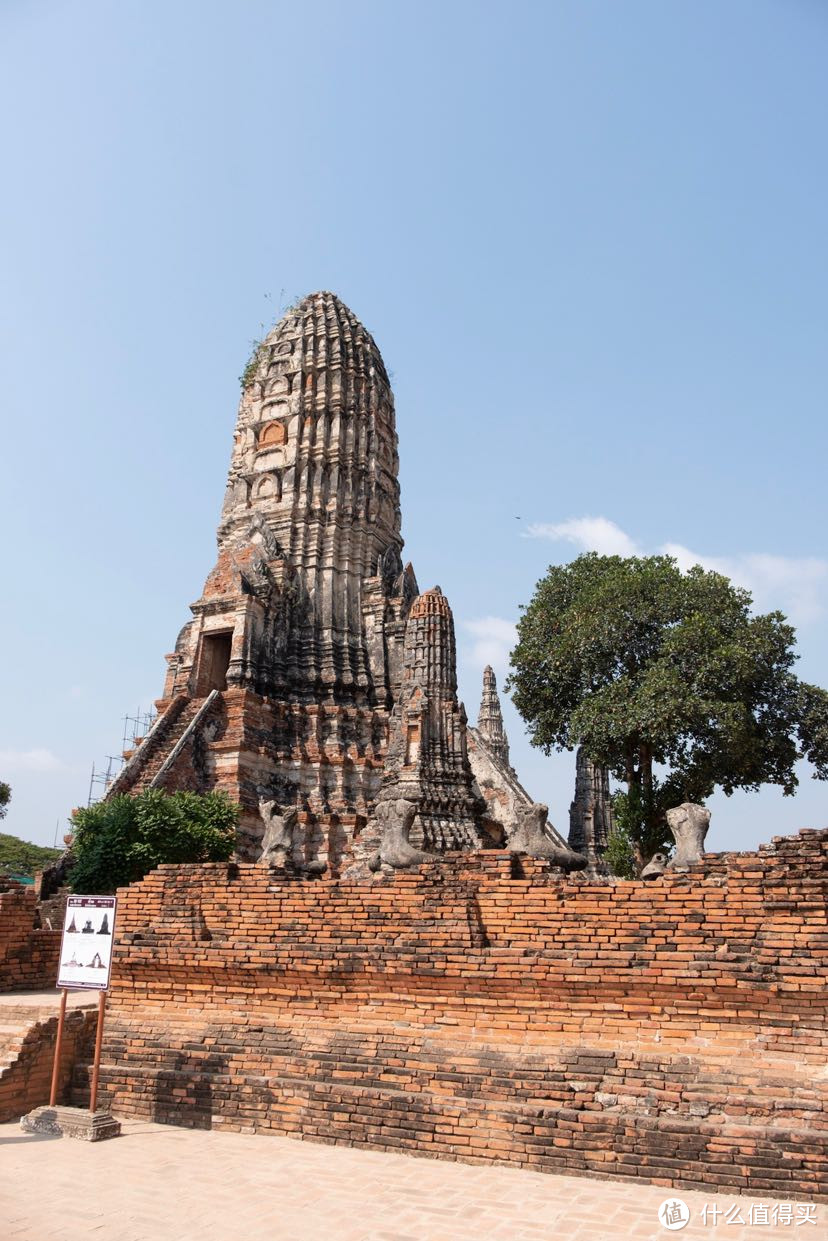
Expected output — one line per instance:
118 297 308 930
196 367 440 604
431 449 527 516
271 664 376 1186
477 666 510 768
377 587 484 853
568 747 613 877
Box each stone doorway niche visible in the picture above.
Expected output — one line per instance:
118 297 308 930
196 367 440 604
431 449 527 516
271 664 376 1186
196 631 232 694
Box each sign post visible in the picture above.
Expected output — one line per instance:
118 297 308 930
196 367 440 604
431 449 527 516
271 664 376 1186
88 989 107 1114
21 894 121 1141
48 987 69 1107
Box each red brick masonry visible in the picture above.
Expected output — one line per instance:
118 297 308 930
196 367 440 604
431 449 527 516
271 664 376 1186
88 829 828 1199
0 1002 96 1122
0 881 60 992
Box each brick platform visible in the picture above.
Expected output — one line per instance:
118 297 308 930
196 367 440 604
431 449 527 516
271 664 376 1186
81 829 828 1200
0 992 97 1121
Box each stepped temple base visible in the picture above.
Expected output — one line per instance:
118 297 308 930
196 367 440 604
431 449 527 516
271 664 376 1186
75 829 828 1199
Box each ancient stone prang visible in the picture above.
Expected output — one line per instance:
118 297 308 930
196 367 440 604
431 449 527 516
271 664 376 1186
108 292 578 873
476 666 510 767
568 747 614 876
467 668 572 853
374 587 484 853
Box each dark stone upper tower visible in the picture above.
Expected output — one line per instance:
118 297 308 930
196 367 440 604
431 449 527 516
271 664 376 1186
568 747 614 876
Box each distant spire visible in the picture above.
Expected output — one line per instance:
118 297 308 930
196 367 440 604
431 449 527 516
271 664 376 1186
477 666 510 768
568 747 613 876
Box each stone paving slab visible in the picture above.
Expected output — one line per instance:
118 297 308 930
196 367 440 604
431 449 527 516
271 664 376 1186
0 988 96 1009
0 1118 824 1241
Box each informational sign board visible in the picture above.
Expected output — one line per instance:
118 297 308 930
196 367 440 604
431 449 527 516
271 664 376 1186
57 895 117 990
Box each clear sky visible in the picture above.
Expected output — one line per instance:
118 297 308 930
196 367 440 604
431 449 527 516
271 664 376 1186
1 1 826 852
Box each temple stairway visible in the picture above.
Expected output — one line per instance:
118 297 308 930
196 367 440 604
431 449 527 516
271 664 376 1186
110 692 220 795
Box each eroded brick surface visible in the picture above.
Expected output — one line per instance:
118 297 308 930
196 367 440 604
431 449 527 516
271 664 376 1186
75 829 828 1200
0 881 60 992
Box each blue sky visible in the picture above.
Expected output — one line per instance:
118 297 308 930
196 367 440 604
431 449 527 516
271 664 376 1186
1 1 826 851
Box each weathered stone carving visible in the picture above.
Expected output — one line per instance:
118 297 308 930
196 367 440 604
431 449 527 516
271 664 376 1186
509 803 587 871
567 748 613 877
666 803 710 869
258 799 303 872
641 852 668 881
368 798 432 871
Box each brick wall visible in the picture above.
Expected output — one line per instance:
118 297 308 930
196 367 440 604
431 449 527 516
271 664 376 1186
85 829 828 1199
0 1003 97 1122
0 881 60 992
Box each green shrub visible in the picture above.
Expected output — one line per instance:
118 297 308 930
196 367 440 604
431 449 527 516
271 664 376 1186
604 822 637 880
70 789 238 894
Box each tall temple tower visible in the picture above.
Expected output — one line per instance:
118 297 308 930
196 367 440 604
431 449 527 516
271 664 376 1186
106 291 584 875
108 293 418 866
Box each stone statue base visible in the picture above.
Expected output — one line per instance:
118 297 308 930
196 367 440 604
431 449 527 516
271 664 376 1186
21 1105 121 1142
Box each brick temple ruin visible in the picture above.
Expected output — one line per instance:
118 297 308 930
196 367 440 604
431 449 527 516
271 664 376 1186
106 291 578 873
2 293 826 1199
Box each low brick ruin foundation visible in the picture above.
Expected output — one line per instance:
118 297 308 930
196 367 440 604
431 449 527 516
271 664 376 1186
81 827 828 1199
0 880 60 992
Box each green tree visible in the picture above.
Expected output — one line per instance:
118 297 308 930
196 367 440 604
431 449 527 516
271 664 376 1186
0 781 10 821
0 831 60 878
69 789 239 894
506 553 828 871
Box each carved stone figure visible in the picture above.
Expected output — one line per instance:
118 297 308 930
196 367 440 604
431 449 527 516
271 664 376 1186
666 803 710 869
368 798 432 871
258 798 303 872
641 852 668 881
509 802 587 871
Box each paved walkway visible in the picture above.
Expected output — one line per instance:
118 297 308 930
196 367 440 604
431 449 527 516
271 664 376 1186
0 988 94 1010
1 1118 824 1241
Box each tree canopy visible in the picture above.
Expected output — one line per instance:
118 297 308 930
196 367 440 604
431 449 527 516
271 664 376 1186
506 553 828 865
70 789 239 894
0 831 60 879
0 781 10 821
